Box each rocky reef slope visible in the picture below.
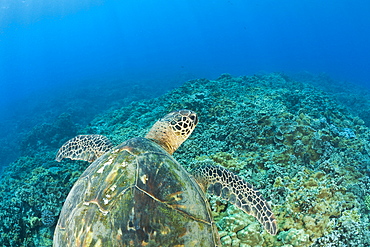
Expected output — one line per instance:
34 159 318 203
0 73 369 246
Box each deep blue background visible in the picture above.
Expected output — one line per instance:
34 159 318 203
1 0 370 167
1 0 370 103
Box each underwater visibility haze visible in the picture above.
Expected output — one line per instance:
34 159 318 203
0 0 370 246
1 0 370 97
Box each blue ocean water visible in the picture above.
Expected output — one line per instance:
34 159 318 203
1 2 370 246
2 0 370 96
0 0 370 165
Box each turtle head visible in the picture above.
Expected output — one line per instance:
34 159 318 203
145 109 198 155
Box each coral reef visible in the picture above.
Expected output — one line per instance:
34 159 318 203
0 78 169 169
0 72 370 246
365 195 370 211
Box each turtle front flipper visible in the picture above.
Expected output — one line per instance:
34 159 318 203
55 134 113 163
192 165 277 235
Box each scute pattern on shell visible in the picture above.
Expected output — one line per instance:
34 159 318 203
53 137 220 246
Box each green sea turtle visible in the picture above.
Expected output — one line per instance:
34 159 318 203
54 109 277 246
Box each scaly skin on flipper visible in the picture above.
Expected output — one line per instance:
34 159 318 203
55 134 113 162
192 164 278 235
54 109 277 246
53 110 223 246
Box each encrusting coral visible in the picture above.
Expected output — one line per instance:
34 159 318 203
0 72 369 246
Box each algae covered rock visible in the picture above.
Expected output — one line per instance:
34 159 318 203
1 72 370 246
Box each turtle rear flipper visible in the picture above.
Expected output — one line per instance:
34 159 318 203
192 165 277 235
55 134 113 162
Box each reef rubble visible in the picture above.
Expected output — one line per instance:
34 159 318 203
0 73 369 246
